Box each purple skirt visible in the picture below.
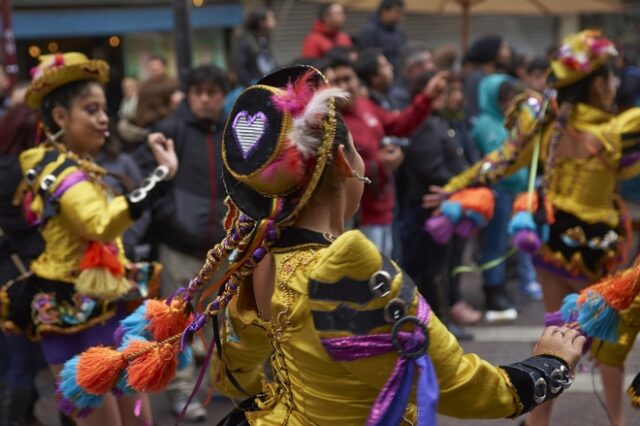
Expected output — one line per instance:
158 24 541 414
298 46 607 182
40 313 122 365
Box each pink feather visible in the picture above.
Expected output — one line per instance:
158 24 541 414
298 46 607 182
272 71 317 116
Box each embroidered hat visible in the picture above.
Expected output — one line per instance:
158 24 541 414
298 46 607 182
222 65 347 223
548 30 617 89
25 52 109 110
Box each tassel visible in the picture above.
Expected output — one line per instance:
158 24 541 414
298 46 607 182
75 269 132 300
512 230 542 254
577 290 620 342
145 299 193 341
58 356 104 415
454 218 477 238
79 241 124 276
117 302 151 341
560 293 579 324
627 372 640 409
449 187 495 223
440 201 462 224
424 215 453 245
113 370 136 396
123 339 179 393
76 346 127 395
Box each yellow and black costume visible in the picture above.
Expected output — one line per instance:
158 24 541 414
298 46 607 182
1 53 165 368
445 32 640 282
59 66 575 423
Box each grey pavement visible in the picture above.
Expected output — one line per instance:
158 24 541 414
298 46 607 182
33 264 639 426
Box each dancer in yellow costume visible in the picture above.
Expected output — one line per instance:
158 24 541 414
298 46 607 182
62 65 585 424
426 30 640 426
3 52 178 426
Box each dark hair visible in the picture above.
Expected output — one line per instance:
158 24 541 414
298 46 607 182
0 103 39 155
379 0 404 12
498 80 520 104
554 60 615 105
319 2 340 20
135 75 178 127
245 6 272 32
40 79 99 132
355 48 383 87
186 65 231 94
466 34 503 65
527 57 549 74
147 55 167 66
323 49 354 72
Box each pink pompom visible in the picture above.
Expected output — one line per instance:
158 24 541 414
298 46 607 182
512 230 541 254
454 218 478 238
424 215 453 245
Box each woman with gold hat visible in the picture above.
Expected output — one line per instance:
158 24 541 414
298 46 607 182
59 65 587 424
5 52 178 425
426 30 640 425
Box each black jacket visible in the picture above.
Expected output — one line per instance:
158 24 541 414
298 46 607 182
0 155 44 282
135 101 227 258
401 115 470 204
232 32 277 87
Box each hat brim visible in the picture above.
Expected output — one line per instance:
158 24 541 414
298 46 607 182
223 65 335 223
25 59 109 110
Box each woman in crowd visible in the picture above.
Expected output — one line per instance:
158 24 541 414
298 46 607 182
68 65 585 425
6 52 178 426
427 30 640 426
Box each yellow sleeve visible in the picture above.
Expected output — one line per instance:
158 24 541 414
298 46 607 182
592 294 640 367
427 314 522 417
444 93 541 193
59 183 132 243
616 107 640 180
215 290 271 398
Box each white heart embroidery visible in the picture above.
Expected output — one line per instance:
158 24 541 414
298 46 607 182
232 111 267 159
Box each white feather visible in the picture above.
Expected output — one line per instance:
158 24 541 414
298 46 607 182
290 87 349 159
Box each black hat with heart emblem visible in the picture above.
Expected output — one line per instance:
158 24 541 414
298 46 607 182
221 65 347 223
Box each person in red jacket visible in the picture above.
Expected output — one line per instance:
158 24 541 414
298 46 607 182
301 3 352 59
321 55 447 256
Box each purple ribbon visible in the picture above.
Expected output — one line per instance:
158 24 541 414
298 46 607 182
52 170 87 198
180 313 207 351
321 297 438 426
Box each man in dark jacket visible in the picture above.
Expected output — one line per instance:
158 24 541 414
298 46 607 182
399 72 481 339
135 64 230 421
358 0 407 69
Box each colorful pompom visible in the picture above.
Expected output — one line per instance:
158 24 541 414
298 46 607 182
76 347 127 395
145 299 193 341
576 290 620 343
424 215 454 245
123 339 179 393
560 293 579 324
58 356 104 416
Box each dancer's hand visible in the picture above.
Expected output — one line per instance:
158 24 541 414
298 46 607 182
422 185 448 210
533 326 586 373
148 132 179 178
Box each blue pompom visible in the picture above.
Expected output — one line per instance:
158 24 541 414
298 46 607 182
177 346 193 371
465 210 485 227
118 301 151 340
560 293 579 323
577 291 620 342
508 211 536 236
59 356 104 409
441 201 462 224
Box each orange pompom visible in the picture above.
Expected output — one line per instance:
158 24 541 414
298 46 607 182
145 299 193 341
76 347 127 394
513 192 538 214
79 241 124 277
579 261 640 311
449 188 495 221
124 340 179 392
